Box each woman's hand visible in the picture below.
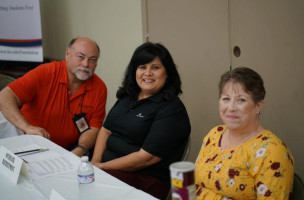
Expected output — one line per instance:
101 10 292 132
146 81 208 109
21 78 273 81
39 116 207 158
91 161 102 169
90 127 111 166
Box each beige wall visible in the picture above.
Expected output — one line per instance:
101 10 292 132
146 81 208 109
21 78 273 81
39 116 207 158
229 0 304 178
40 0 144 111
143 0 229 162
145 0 304 178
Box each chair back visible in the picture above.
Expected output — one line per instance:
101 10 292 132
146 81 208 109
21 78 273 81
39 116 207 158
181 136 191 161
166 136 191 200
0 73 15 91
291 172 304 200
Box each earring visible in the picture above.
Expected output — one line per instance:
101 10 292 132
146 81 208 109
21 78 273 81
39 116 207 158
258 111 261 119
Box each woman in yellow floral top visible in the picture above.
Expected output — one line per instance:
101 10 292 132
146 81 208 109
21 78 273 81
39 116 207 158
195 67 294 200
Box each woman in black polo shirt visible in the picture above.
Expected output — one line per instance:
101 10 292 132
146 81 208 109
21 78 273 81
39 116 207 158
91 42 191 200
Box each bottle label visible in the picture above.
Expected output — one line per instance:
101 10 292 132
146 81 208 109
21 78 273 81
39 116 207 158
78 173 95 184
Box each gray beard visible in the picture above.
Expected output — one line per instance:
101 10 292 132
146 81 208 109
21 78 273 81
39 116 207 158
72 67 92 81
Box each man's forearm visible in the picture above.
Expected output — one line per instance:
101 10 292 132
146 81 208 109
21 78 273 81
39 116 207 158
72 127 99 157
0 87 51 139
0 87 29 132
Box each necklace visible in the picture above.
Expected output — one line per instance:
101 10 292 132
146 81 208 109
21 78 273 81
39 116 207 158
220 127 263 151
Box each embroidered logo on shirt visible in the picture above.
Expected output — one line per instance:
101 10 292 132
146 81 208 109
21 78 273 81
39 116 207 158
136 113 144 118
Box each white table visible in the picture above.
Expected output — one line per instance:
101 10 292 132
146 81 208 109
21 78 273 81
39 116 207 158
0 135 158 200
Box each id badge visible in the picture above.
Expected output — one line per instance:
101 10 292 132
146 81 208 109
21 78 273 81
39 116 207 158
72 113 90 134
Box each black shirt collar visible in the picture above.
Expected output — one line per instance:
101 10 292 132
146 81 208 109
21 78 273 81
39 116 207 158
139 92 164 103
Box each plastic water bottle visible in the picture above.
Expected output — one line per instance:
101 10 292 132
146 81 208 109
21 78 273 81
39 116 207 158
77 156 95 199
77 156 95 184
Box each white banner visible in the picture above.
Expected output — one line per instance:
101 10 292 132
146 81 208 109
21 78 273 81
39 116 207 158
0 0 43 62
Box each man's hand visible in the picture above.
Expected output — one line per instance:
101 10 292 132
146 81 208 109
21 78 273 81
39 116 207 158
25 125 51 139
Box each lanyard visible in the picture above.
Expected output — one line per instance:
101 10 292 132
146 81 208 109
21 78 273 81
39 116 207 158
66 87 85 116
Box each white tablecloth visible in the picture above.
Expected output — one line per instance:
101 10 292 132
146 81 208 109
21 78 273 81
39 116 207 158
0 135 158 200
0 111 24 139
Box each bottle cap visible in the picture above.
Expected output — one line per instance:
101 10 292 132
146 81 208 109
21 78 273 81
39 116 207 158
81 156 89 162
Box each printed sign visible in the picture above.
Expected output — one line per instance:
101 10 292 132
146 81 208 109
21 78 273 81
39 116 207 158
0 146 23 184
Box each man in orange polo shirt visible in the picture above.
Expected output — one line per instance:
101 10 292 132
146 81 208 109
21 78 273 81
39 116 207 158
0 37 107 158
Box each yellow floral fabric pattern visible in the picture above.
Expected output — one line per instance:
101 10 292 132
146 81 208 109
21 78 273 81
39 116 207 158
195 125 294 200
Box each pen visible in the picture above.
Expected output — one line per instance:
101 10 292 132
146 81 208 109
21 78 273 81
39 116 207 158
14 148 45 155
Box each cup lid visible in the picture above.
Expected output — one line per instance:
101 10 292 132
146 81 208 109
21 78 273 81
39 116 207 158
169 161 195 172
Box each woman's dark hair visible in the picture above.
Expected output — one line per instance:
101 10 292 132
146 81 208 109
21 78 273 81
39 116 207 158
117 42 182 101
218 67 266 103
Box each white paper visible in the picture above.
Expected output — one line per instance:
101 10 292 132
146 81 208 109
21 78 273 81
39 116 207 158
12 145 80 180
26 153 80 179
12 144 41 153
18 149 59 163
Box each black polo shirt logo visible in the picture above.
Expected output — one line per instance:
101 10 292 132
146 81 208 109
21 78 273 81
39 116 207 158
136 113 144 118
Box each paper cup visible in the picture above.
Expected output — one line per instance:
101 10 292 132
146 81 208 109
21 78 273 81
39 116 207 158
169 161 196 200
